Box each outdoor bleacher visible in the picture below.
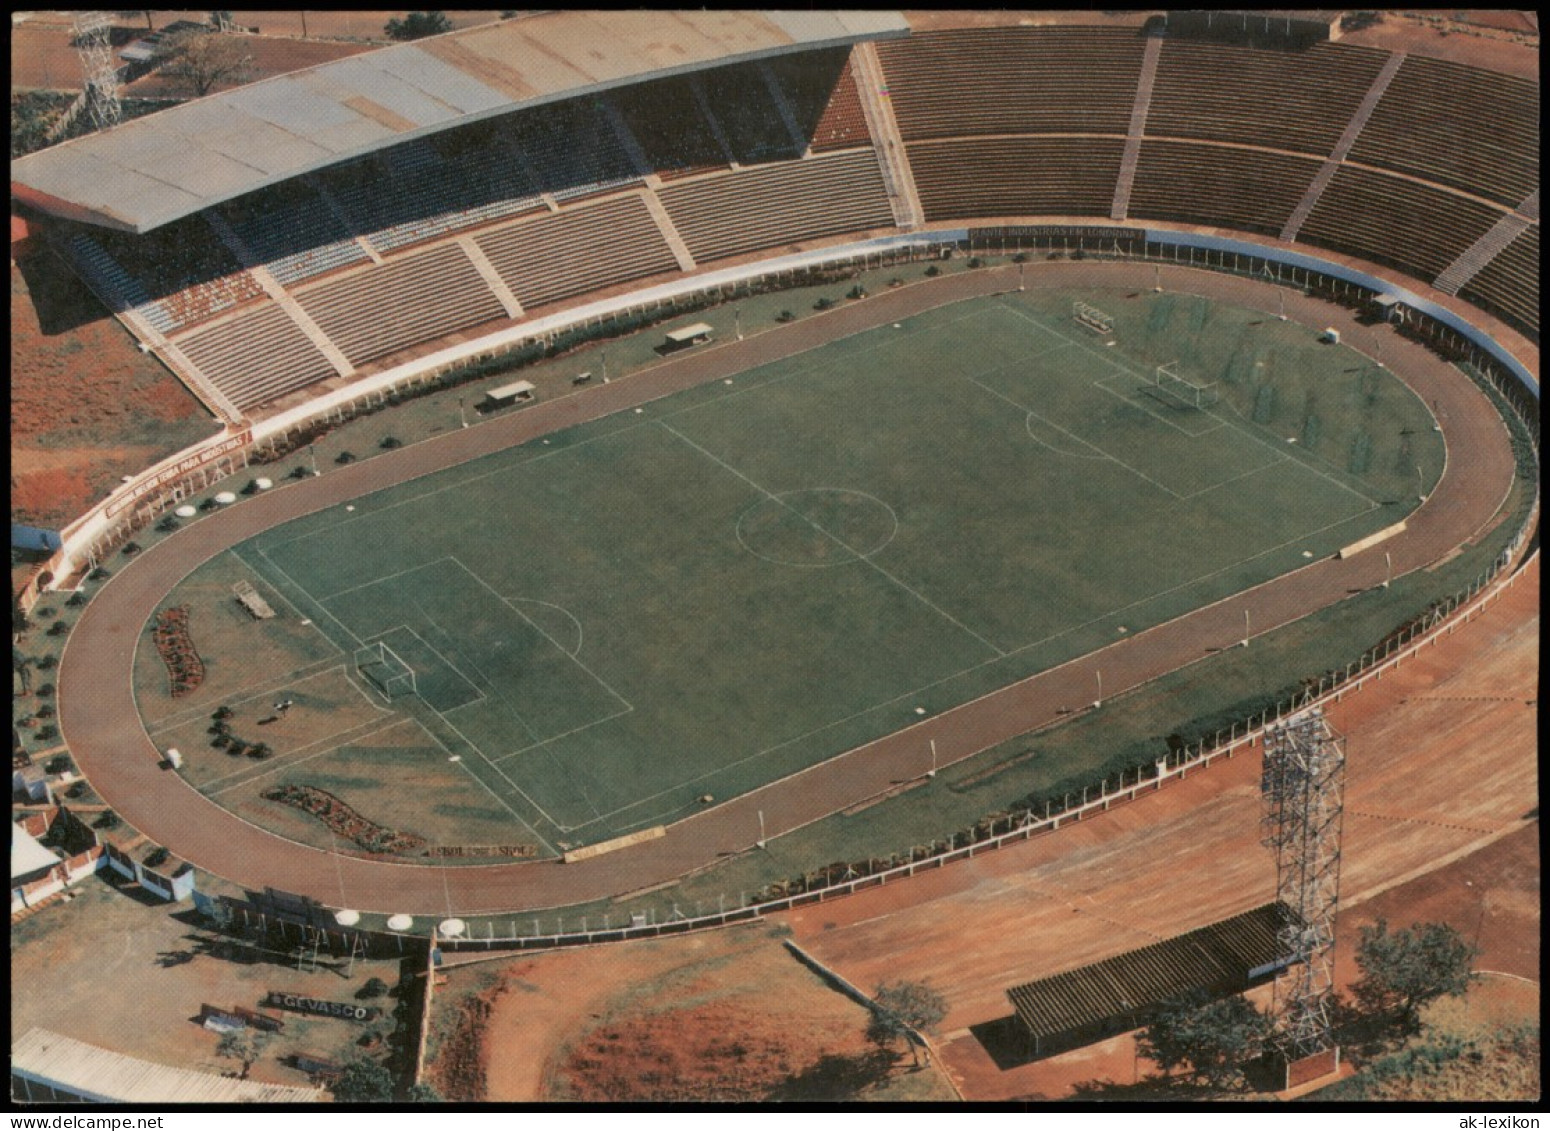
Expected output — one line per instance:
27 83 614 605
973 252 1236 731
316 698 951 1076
1148 40 1389 155
474 195 680 311
218 179 368 286
875 28 1147 141
657 149 894 263
1459 225 1540 339
697 63 804 165
293 243 508 367
907 137 1125 222
764 48 873 154
510 99 641 202
1349 55 1539 207
175 304 338 410
91 218 263 332
1129 141 1322 237
612 75 731 181
1299 167 1507 282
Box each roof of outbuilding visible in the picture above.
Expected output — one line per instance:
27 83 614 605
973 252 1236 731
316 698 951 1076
10 10 909 234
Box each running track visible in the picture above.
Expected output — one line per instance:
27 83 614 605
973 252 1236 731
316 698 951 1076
57 261 1522 914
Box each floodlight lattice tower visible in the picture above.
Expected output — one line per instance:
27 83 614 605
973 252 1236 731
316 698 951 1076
1260 706 1346 1065
73 11 122 131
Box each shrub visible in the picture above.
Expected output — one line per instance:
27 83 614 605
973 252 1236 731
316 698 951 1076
35 683 55 698
209 720 231 736
37 725 58 742
94 811 120 831
248 743 272 760
359 977 390 999
89 568 111 581
924 265 941 277
335 451 356 465
241 480 261 495
36 704 55 718
156 516 180 532
36 655 57 671
847 285 867 300
888 276 905 287
45 754 71 774
213 706 234 720
813 296 835 311
775 310 796 323
47 621 69 636
212 733 231 749
380 436 402 450
66 591 87 607
122 542 142 556
290 466 310 480
228 740 249 758
66 782 87 800
1012 253 1028 263
144 847 169 869
967 257 983 269
199 497 220 511
36 607 56 619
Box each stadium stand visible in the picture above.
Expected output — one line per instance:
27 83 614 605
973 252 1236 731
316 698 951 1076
474 194 680 311
907 137 1125 223
657 149 895 263
510 98 642 203
218 180 368 286
765 48 874 154
63 232 165 329
86 219 263 333
1148 41 1390 155
612 75 732 182
1129 141 1322 237
874 28 1147 140
696 63 805 165
1348 54 1539 207
294 243 508 368
1460 225 1540 339
1298 167 1507 282
176 304 338 410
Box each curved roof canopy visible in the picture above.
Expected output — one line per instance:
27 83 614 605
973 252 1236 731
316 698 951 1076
11 10 909 234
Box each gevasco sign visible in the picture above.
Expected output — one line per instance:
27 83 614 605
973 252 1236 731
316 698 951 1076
265 991 376 1022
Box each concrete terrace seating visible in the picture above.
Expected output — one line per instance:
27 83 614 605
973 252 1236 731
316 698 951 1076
474 195 680 312
294 244 508 368
657 150 894 264
1129 141 1321 237
875 28 1147 141
1348 55 1539 208
612 75 731 182
1299 167 1506 283
1459 226 1539 339
219 180 367 286
1148 41 1389 156
907 137 1125 223
510 99 641 202
176 304 338 410
697 63 803 165
64 233 164 329
93 218 263 332
764 48 873 154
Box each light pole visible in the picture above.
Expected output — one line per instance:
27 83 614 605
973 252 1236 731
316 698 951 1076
1241 608 1251 648
735 307 743 341
927 739 937 778
1093 669 1102 709
1416 462 1427 503
309 443 320 477
601 350 608 383
1382 550 1392 589
1277 290 1287 322
1019 260 1025 292
458 395 467 429
1153 264 1162 293
756 809 766 849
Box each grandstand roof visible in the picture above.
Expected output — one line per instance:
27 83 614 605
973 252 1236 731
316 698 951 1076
1005 903 1293 1040
10 10 910 235
11 1028 323 1103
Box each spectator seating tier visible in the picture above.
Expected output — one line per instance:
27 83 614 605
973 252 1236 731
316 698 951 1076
1459 225 1539 340
612 75 731 182
474 195 681 311
1347 54 1539 208
1298 166 1507 283
294 244 508 368
176 304 338 410
1148 41 1390 156
907 137 1125 223
875 28 1147 141
91 217 263 332
697 63 804 165
1129 141 1321 237
509 98 641 202
657 150 894 264
764 48 874 154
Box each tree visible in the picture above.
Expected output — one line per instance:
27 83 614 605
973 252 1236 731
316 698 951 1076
866 980 948 1067
332 1058 395 1102
216 1028 272 1080
1354 919 1477 1032
1136 990 1272 1091
384 12 453 41
406 1081 444 1102
154 27 253 98
358 976 390 999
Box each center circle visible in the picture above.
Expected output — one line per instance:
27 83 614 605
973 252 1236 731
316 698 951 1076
736 488 899 568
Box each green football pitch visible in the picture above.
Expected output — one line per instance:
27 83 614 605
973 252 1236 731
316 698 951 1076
220 287 1441 854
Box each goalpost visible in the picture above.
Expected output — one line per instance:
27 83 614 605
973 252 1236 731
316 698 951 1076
1072 300 1115 336
355 641 418 700
1151 360 1220 409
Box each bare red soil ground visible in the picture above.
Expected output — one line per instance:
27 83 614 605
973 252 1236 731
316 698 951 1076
122 36 375 98
10 252 216 528
779 559 1538 1100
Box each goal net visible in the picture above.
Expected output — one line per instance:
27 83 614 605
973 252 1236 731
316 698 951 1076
1152 361 1219 409
355 641 417 700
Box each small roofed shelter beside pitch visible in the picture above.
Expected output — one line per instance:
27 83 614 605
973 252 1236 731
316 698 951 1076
1005 902 1297 1059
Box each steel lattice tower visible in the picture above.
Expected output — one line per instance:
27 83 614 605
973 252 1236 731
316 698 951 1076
1260 707 1346 1065
72 12 122 131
